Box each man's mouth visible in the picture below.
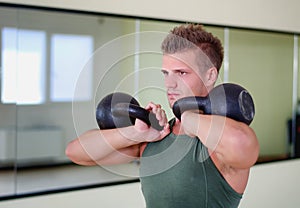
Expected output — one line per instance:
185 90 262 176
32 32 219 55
167 92 180 100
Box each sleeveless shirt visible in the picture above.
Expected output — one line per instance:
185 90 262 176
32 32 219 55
139 119 242 208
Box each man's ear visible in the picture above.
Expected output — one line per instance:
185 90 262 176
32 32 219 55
205 67 218 86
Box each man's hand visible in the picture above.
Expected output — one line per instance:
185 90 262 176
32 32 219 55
133 102 170 143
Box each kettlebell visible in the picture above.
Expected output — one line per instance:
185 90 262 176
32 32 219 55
96 92 163 130
172 83 255 125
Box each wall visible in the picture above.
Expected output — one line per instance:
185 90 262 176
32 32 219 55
0 159 300 208
1 0 300 33
239 159 300 207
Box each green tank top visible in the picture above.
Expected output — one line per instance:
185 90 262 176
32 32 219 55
140 119 242 208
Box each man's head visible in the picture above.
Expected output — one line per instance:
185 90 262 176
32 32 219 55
161 24 224 73
161 24 224 107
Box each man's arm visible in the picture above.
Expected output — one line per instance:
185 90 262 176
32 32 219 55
65 102 170 166
181 111 259 169
65 127 141 166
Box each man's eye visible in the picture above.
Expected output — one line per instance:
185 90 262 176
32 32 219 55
179 71 187 76
161 70 168 75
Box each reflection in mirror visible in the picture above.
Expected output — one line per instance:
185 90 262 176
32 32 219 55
228 29 294 161
0 6 18 198
288 34 300 158
0 6 143 197
294 35 300 158
0 5 183 198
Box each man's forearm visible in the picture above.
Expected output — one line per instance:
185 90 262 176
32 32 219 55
65 127 141 165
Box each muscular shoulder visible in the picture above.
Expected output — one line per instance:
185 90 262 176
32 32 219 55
210 150 250 194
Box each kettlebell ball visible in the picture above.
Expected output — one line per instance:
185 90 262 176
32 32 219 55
96 92 163 131
172 83 255 125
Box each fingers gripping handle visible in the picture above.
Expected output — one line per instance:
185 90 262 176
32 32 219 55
112 103 163 131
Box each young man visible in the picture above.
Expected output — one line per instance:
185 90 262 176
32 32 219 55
66 24 259 207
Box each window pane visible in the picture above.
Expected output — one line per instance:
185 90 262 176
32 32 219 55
1 28 17 103
1 27 46 105
50 34 93 102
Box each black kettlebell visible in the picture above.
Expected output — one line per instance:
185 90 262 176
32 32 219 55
172 83 255 125
96 92 163 130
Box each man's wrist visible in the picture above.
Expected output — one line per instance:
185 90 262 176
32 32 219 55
116 126 144 145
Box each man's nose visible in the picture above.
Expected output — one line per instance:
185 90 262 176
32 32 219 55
164 74 177 89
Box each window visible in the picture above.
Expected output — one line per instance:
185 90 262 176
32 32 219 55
1 27 94 105
1 28 46 104
50 34 93 102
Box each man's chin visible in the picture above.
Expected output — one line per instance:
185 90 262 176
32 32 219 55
169 100 177 108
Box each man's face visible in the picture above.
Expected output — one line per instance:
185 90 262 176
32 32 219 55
161 51 209 107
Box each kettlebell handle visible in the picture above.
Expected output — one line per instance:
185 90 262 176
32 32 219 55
112 103 163 131
172 97 210 120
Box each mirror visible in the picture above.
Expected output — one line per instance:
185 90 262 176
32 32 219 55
228 29 294 160
0 4 298 199
0 7 18 198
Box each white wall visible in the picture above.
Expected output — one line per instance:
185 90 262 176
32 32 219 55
0 159 300 208
1 0 300 33
0 183 145 208
239 159 300 207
